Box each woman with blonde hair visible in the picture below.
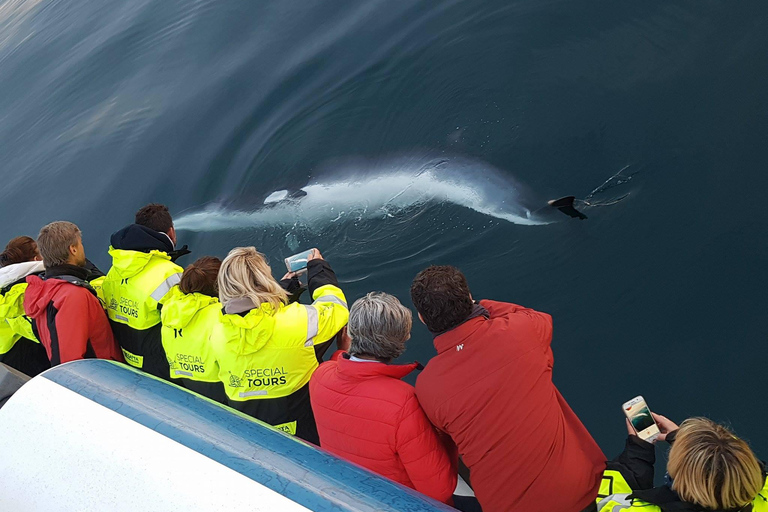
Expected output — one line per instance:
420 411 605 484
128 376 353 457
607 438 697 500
596 413 767 512
211 246 348 444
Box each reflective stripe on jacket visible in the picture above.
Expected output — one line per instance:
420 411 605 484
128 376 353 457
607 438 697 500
102 247 182 371
212 260 348 443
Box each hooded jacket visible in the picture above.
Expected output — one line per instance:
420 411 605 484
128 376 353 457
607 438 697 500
415 299 606 512
597 435 768 512
102 224 184 379
211 259 348 444
310 352 458 504
160 286 226 403
0 261 50 376
24 265 123 365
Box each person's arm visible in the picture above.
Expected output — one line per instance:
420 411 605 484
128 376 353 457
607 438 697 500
596 415 679 511
279 272 306 304
396 394 458 504
479 299 553 350
53 291 91 364
304 250 349 345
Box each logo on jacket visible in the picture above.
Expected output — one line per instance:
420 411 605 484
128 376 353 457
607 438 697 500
456 344 464 351
229 374 242 388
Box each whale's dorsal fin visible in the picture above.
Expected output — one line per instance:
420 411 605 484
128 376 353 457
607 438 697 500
548 196 587 220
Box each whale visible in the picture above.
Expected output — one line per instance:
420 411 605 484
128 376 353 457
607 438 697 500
175 156 624 233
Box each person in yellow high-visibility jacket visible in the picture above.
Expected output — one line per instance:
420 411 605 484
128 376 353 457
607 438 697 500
161 256 227 404
0 236 50 376
211 247 348 444
596 414 767 512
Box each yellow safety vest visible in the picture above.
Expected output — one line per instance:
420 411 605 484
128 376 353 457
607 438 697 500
102 248 183 366
212 284 348 423
0 283 39 355
161 286 222 383
596 469 768 512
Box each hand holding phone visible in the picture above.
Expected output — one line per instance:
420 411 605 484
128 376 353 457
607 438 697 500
284 249 315 275
622 395 661 443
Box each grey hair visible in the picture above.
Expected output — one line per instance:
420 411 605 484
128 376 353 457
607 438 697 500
348 292 412 361
37 221 81 268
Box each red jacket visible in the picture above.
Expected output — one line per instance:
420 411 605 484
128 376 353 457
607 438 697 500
415 300 605 512
24 272 123 365
309 352 458 503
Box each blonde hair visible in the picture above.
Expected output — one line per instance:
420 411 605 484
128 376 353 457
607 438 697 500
668 417 763 510
218 247 288 312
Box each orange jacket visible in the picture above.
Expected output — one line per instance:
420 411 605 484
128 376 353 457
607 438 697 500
310 351 457 503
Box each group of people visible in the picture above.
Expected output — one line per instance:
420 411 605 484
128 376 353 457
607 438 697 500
0 203 765 512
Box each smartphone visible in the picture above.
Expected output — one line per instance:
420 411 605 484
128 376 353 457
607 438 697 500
284 249 314 274
622 395 660 442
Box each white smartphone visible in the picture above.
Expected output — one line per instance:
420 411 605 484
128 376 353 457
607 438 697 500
284 249 314 275
622 395 660 442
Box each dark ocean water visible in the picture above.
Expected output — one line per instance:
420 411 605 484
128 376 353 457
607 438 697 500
2 0 767 474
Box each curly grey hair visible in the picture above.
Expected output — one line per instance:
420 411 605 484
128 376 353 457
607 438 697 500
348 292 412 361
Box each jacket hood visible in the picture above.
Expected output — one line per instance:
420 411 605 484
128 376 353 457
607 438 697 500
220 305 277 355
336 354 420 380
0 280 27 317
108 247 173 279
0 261 45 290
161 286 220 329
23 275 70 318
110 224 174 254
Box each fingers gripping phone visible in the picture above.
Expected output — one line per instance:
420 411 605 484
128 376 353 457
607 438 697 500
623 395 660 442
284 249 314 275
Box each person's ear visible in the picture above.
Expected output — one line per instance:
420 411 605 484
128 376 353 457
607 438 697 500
417 312 425 325
168 226 177 246
69 244 78 257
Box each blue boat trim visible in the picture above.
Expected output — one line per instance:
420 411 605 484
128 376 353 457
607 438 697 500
43 360 453 512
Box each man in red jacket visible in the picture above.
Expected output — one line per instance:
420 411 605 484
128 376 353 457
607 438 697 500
309 292 458 504
24 221 123 366
411 266 605 512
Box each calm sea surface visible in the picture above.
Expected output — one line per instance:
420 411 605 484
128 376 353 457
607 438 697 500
1 0 767 474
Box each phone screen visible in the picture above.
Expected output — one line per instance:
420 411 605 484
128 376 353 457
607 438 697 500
627 402 655 432
285 249 313 273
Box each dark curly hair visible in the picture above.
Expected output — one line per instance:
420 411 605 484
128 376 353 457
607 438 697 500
135 203 173 233
410 265 473 333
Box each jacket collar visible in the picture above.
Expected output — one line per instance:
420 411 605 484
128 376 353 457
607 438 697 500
110 224 174 254
631 485 747 512
337 352 421 379
44 264 90 282
432 303 490 354
224 297 257 315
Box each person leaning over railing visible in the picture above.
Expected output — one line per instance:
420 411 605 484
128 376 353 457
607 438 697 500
595 414 768 512
0 236 50 376
309 292 458 505
211 247 348 444
160 256 227 404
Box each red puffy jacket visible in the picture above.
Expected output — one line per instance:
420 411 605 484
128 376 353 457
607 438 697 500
24 273 123 365
415 300 606 512
309 352 458 503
